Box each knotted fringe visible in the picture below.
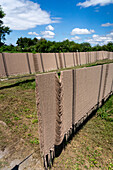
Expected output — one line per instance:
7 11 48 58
55 73 64 145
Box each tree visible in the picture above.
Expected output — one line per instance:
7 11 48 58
80 42 91 52
106 42 113 52
0 6 11 46
16 37 33 48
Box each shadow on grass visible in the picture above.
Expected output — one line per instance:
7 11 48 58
0 79 35 90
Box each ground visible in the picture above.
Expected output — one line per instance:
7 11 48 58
0 77 43 170
0 60 113 169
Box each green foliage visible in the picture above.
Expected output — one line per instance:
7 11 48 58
32 119 38 124
15 38 93 53
19 81 36 90
0 6 11 46
97 95 113 122
30 138 39 144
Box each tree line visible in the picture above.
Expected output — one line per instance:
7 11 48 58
0 37 113 53
0 6 113 53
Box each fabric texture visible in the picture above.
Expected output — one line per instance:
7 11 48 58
35 63 113 168
74 66 101 124
63 53 74 68
0 51 113 77
41 53 57 71
80 52 86 65
61 70 73 138
104 63 113 98
0 53 6 77
3 53 29 76
36 72 57 157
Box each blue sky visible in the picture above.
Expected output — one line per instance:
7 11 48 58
1 0 113 46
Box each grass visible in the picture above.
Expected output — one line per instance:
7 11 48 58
0 79 41 169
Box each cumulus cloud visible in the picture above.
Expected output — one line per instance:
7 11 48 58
101 23 113 27
28 32 39 36
85 33 113 45
36 36 41 40
40 31 55 39
77 0 113 7
0 0 60 30
71 36 81 40
46 25 54 31
71 28 95 35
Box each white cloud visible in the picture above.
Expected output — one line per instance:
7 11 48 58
110 32 113 36
28 32 39 36
1 0 60 30
36 36 41 40
71 36 81 40
46 25 54 31
71 28 95 35
40 31 55 39
77 0 113 7
85 33 113 45
101 22 113 27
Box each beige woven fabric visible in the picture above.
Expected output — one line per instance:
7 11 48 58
60 53 66 68
109 52 113 60
74 52 78 66
1 51 113 77
28 53 35 73
57 53 65 69
35 72 57 156
97 64 107 102
0 53 6 77
80 52 86 65
35 63 113 168
90 52 96 63
54 53 61 69
74 66 101 124
63 53 74 68
85 52 89 64
103 51 109 59
4 53 29 75
111 52 113 60
107 51 110 59
98 51 103 60
104 63 113 98
76 52 81 65
87 52 91 63
41 53 57 71
61 70 73 135
33 53 43 72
